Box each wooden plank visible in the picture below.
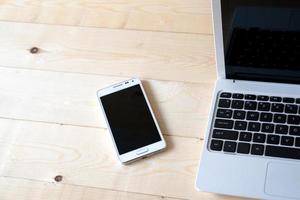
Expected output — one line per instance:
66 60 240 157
0 118 201 199
0 177 178 200
0 21 216 84
0 67 213 139
0 177 247 200
0 0 212 34
0 118 247 200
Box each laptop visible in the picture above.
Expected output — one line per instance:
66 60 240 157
196 0 300 199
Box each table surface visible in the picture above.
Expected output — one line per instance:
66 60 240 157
0 1 247 199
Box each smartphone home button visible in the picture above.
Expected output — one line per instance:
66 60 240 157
136 148 149 155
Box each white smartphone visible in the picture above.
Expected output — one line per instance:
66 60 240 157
97 78 166 164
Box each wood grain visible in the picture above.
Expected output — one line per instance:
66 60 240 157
0 21 216 84
0 0 212 34
0 177 248 200
0 1 226 199
0 118 201 199
0 119 247 200
0 67 213 139
0 177 178 200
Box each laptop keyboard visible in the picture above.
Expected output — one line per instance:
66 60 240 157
210 92 300 160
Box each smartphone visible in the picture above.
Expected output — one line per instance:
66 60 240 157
97 78 166 164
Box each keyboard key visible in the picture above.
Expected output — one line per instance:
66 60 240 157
218 99 231 108
210 139 223 151
257 95 269 101
246 111 259 121
251 144 264 155
245 94 256 100
258 102 270 111
239 132 252 142
271 103 284 112
253 133 266 143
223 141 237 152
283 97 295 103
296 98 300 104
233 110 246 119
287 115 300 125
248 122 261 132
289 126 300 136
281 136 294 146
295 138 300 147
216 109 232 118
234 121 247 130
214 119 234 129
270 96 282 102
232 93 244 99
212 129 238 140
273 114 286 123
285 104 298 114
260 113 273 122
265 145 300 160
261 123 274 133
244 101 257 110
220 92 232 98
231 100 244 109
267 135 280 145
275 125 288 134
237 143 250 154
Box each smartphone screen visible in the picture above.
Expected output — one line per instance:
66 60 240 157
100 85 162 155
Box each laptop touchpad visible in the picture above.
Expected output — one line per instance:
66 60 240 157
265 162 300 199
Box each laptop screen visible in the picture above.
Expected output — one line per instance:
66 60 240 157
221 0 300 84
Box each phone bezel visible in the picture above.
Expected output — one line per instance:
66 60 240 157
97 78 166 164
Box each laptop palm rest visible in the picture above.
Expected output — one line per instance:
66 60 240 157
265 162 300 199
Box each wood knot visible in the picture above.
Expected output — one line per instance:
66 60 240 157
54 175 63 182
30 47 39 54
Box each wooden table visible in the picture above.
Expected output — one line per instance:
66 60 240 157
0 1 245 199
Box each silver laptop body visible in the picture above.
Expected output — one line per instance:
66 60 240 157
196 0 300 199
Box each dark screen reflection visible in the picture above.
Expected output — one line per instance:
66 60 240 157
221 0 300 83
101 85 161 155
